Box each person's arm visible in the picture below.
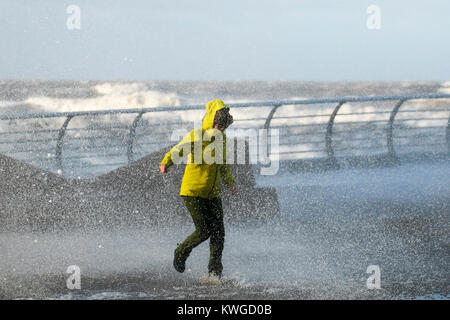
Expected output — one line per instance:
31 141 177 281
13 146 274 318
160 130 195 173
220 164 236 194
219 132 236 194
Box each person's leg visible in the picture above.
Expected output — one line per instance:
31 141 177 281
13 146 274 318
174 197 211 272
206 197 225 277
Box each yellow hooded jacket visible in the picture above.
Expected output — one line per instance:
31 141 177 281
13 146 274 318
160 99 235 199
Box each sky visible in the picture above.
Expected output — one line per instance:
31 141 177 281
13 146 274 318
0 0 449 81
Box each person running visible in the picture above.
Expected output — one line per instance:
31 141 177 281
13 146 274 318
159 99 236 278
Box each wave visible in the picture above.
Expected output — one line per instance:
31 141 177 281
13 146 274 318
438 81 450 94
23 82 181 113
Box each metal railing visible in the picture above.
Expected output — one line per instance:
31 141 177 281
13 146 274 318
0 93 449 177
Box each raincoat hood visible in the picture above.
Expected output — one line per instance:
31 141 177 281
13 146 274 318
202 99 229 131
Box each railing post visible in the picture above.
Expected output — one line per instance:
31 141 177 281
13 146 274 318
56 115 74 173
325 101 345 168
127 111 146 163
386 99 406 161
264 104 282 129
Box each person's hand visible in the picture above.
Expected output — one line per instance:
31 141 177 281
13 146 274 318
160 164 168 173
229 185 237 195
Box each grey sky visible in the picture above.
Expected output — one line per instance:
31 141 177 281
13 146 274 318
1 0 449 80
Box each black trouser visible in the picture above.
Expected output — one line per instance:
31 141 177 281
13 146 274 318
176 196 225 275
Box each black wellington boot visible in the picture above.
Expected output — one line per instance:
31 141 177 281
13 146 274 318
173 249 186 273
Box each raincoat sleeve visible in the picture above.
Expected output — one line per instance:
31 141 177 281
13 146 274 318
220 164 235 187
219 135 235 187
160 131 194 168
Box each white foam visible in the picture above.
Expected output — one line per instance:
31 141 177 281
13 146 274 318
438 81 450 94
0 100 21 108
24 82 181 113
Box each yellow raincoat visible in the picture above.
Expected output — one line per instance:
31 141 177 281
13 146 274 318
160 99 235 199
